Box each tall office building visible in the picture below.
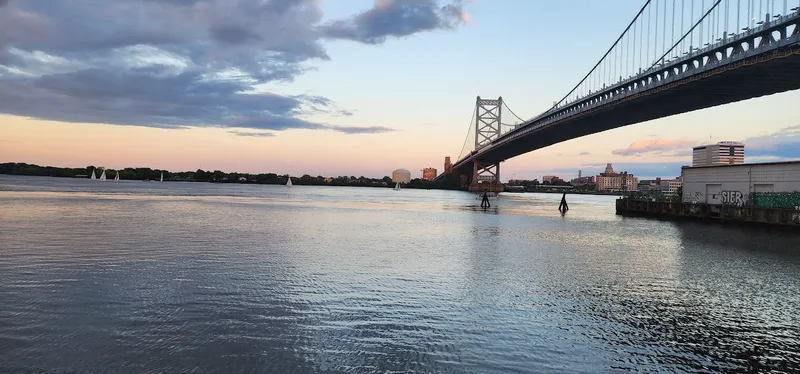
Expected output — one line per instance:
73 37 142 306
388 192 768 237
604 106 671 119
692 141 744 166
444 157 452 174
422 168 437 181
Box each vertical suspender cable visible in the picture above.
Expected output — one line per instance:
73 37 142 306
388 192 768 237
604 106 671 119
681 0 694 49
664 0 668 63
672 0 677 59
546 0 652 112
737 0 740 32
656 0 660 64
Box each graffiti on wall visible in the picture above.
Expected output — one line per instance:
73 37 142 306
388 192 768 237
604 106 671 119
752 192 800 209
721 190 745 206
683 191 703 203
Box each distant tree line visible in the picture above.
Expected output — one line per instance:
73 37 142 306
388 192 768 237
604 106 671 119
0 162 466 190
402 174 462 190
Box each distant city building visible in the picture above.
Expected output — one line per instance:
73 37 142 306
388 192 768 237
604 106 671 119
638 178 663 192
422 167 437 181
571 170 595 186
507 179 539 186
596 163 638 191
392 169 411 184
692 141 744 166
571 176 595 186
597 173 638 191
444 157 452 174
541 175 565 184
661 177 683 196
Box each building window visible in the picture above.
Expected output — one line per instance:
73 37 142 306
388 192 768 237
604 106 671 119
729 147 735 156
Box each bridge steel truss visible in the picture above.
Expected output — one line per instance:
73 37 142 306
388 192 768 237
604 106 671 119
469 97 504 191
450 10 800 175
475 97 503 150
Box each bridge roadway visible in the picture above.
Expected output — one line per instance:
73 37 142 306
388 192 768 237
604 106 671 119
450 12 800 176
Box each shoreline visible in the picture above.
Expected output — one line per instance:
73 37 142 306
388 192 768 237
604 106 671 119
0 173 467 191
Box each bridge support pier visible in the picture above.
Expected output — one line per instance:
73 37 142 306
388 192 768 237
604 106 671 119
468 159 503 192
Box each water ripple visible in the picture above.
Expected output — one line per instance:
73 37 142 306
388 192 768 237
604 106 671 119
1 175 799 373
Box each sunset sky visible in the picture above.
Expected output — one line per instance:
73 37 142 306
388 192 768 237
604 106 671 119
2 0 799 180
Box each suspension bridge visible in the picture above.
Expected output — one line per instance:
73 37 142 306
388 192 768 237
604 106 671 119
440 0 800 192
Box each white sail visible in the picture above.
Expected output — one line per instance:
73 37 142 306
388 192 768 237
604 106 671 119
394 182 400 190
99 169 106 181
114 171 120 181
90 169 96 180
286 176 293 187
160 172 164 182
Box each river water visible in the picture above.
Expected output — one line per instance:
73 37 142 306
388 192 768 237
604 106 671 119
1 175 798 373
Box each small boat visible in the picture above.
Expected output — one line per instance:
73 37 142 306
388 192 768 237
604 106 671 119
160 171 164 182
286 176 293 187
114 171 120 181
99 169 106 181
90 169 96 180
394 182 401 191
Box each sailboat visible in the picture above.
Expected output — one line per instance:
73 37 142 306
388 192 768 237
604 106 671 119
394 182 401 191
160 172 164 182
90 169 96 180
99 169 106 181
114 171 120 181
285 176 293 187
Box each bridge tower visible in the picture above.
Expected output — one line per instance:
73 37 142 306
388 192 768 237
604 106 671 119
469 96 504 193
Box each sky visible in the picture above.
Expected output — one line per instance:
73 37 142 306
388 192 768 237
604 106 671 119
1 0 799 180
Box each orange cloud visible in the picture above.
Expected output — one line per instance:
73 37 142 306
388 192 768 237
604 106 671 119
612 139 696 156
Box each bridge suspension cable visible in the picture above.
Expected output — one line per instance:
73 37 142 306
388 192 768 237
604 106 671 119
542 0 766 115
501 100 526 124
544 0 652 114
652 0 723 70
456 104 478 161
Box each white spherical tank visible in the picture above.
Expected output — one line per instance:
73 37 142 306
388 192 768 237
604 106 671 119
391 169 411 184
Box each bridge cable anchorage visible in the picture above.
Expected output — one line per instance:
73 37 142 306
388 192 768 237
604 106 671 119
651 0 722 71
544 0 652 114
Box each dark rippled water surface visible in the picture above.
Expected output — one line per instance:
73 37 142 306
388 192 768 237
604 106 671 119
1 175 799 373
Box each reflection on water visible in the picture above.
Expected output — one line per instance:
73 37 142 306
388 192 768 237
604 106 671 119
1 175 798 373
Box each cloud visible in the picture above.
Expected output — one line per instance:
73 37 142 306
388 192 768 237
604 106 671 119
0 0 469 133
329 125 396 134
228 131 275 138
743 125 800 158
612 139 696 156
320 0 469 44
579 152 591 156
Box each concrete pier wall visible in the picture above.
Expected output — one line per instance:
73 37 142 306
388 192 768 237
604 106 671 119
616 198 800 227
